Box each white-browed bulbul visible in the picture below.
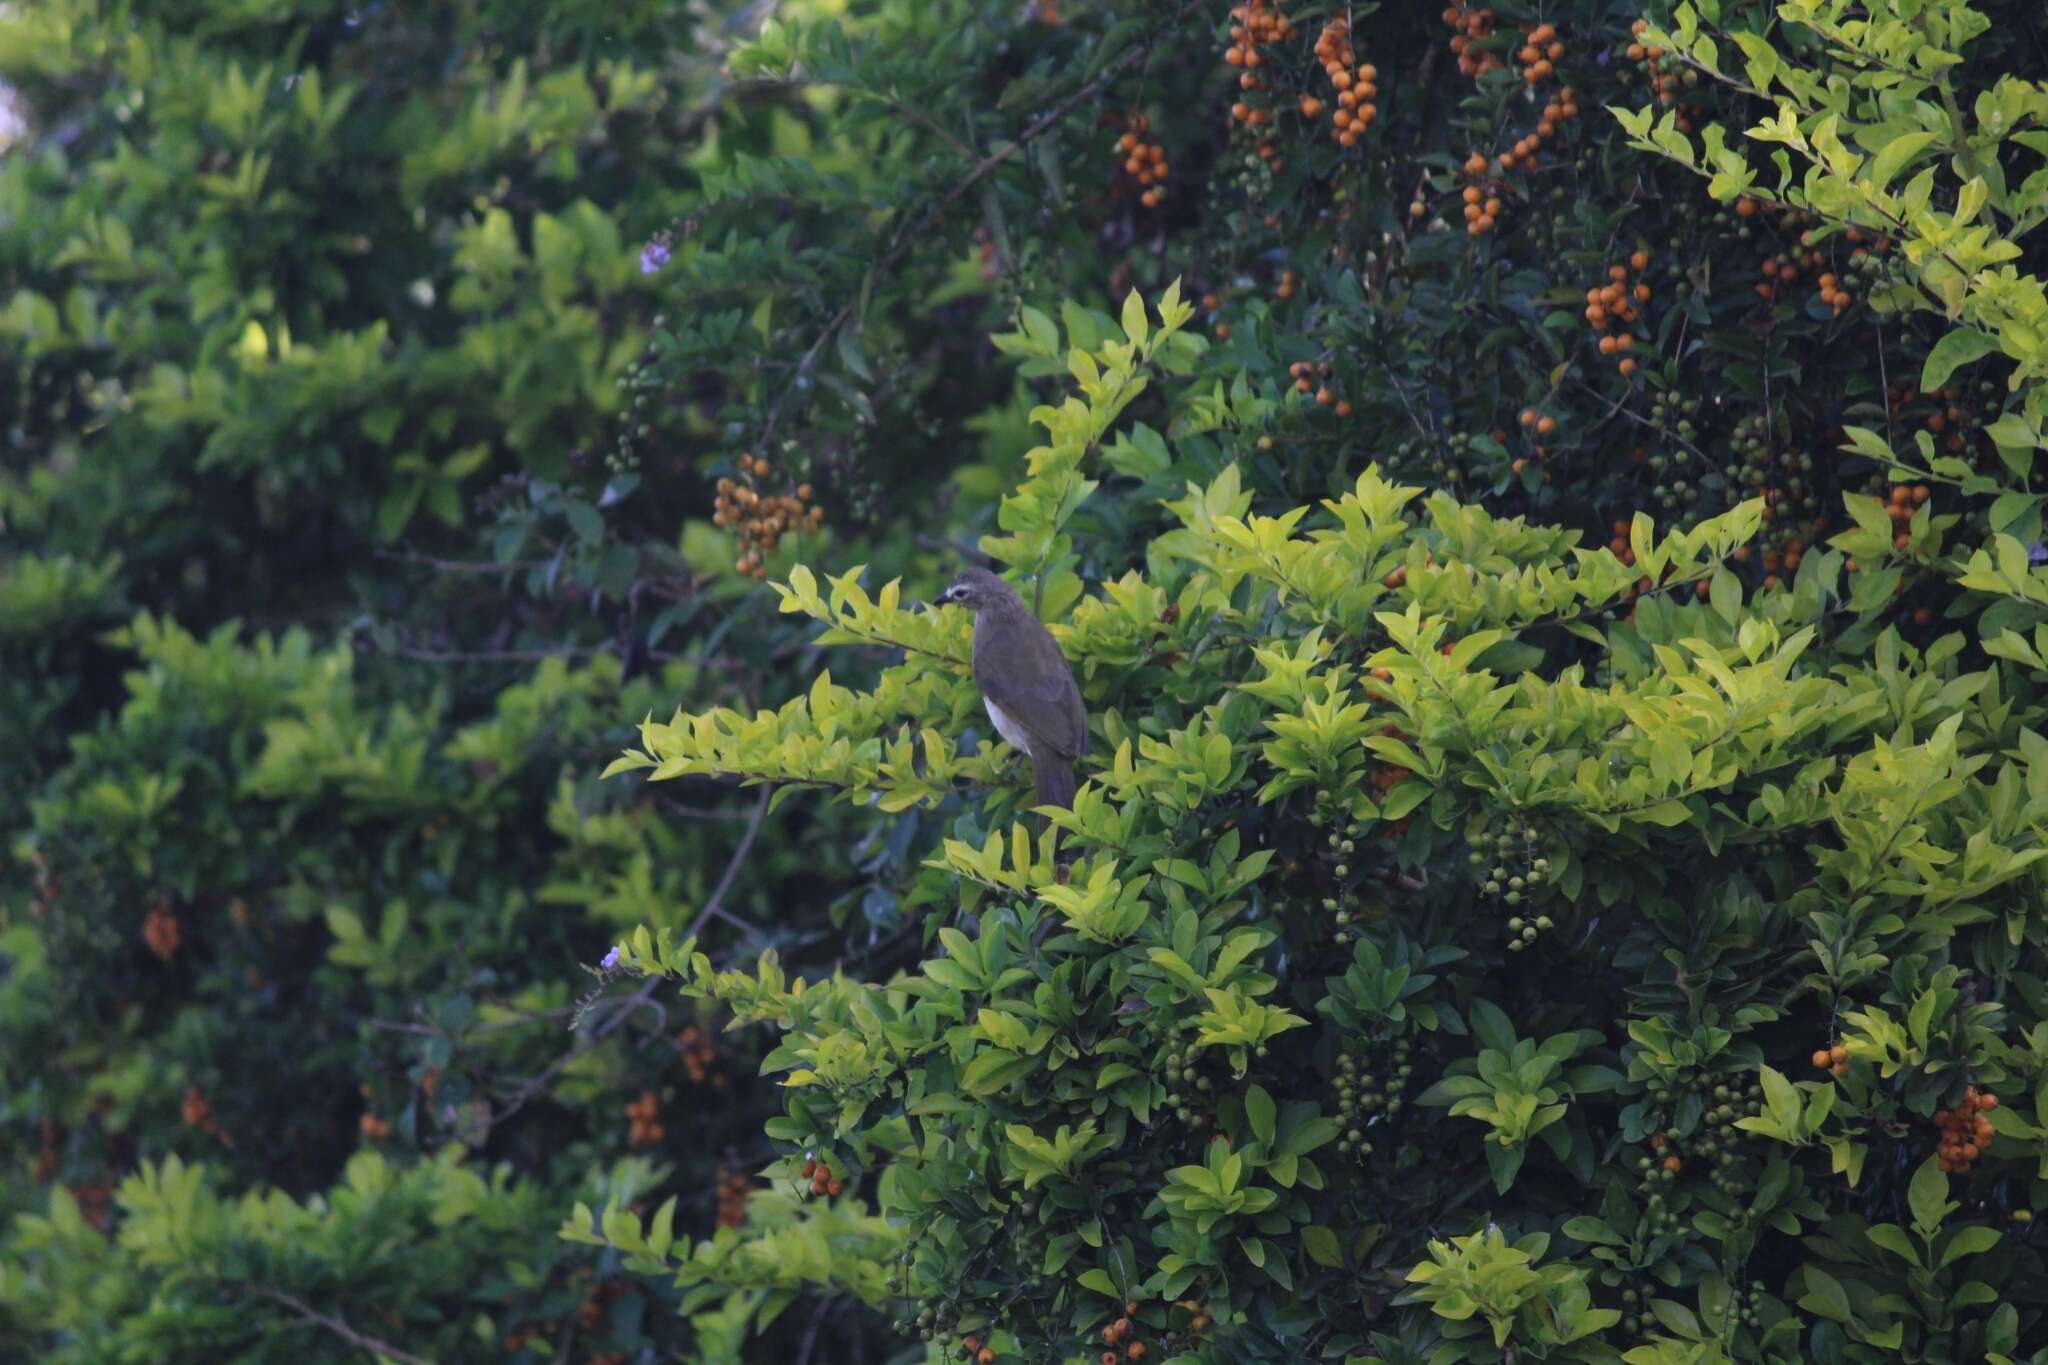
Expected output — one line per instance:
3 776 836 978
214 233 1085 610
934 567 1088 809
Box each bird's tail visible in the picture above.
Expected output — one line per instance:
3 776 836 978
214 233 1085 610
1033 756 1077 810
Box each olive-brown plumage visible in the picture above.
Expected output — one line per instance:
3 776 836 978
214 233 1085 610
935 568 1088 808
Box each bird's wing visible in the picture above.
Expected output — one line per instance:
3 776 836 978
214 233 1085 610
975 622 1088 760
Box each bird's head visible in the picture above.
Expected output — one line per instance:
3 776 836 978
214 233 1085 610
934 567 1015 613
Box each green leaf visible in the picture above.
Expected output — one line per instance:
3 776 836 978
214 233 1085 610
1920 328 2002 390
1908 1155 1953 1233
1245 1085 1276 1146
1939 1225 2002 1267
1798 1265 1852 1323
1302 1225 1343 1267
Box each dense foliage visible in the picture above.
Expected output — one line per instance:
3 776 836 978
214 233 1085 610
6 0 2048 1361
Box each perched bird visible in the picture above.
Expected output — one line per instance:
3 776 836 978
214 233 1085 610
934 567 1089 809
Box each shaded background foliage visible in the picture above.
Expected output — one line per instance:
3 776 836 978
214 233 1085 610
5 0 2048 1360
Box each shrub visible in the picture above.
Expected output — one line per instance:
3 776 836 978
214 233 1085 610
8 0 2048 1360
598 261 2048 1358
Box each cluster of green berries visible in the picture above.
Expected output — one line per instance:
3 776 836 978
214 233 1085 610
1468 817 1552 950
1164 1039 1231 1127
1333 1038 1413 1158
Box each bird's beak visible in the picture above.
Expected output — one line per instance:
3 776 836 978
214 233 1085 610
934 587 960 606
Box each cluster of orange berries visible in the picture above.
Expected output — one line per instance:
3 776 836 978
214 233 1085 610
958 1334 999 1365
971 225 1002 283
71 1179 112 1231
1288 360 1353 416
359 1111 391 1142
181 1087 234 1147
1754 243 1828 304
1749 525 1817 588
1224 0 1292 127
575 1276 625 1330
1098 1305 1149 1363
1176 1298 1216 1333
1457 154 1506 236
712 453 822 580
1934 1087 1999 1174
1809 1041 1851 1078
714 1168 753 1229
1273 268 1299 301
28 851 58 918
1647 1131 1684 1175
800 1155 845 1198
1885 483 1933 524
1515 21 1564 83
1114 113 1169 207
142 898 180 961
1584 251 1654 377
1626 20 1680 103
1892 379 1975 455
1443 2 1502 78
625 1090 666 1148
1307 20 1377 146
1514 85 1579 171
32 1119 60 1185
676 1024 725 1088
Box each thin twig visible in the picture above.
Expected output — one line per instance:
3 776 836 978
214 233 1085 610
244 1286 433 1365
363 643 608 664
374 550 546 574
688 784 774 939
492 980 668 1127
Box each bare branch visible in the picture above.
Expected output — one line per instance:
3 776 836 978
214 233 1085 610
243 1286 433 1365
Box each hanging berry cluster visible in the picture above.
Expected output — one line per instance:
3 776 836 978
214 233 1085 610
1288 359 1353 416
1310 20 1376 147
181 1087 234 1147
1224 0 1292 129
675 1024 726 1089
712 453 822 580
1113 112 1169 207
1934 1087 1998 1174
1583 250 1653 378
32 1119 59 1185
1098 1307 1150 1363
714 1168 754 1229
800 1154 845 1198
625 1089 665 1148
1499 81 1579 172
575 1276 625 1331
1515 20 1563 83
1468 817 1553 951
1626 20 1682 107
1458 151 1504 236
1442 1 1501 78
359 1110 390 1142
1695 1077 1768 1196
142 897 180 961
1332 1038 1413 1159
1889 376 1983 459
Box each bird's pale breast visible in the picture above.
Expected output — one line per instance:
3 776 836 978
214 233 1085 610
983 698 1034 756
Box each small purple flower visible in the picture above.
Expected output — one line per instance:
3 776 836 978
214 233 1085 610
601 946 622 971
639 240 671 275
2030 541 2047 566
